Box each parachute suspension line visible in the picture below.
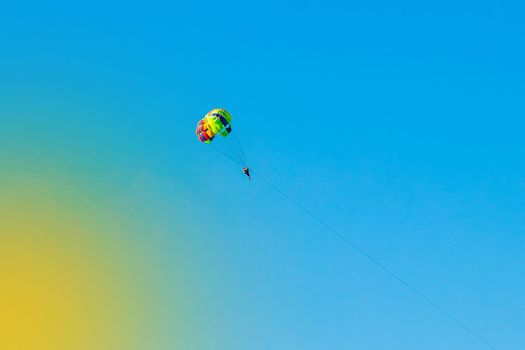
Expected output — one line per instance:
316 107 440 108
223 132 248 168
250 169 497 350
223 136 245 166
209 142 244 168
233 130 248 166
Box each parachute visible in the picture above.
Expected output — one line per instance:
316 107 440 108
196 108 232 143
196 108 249 173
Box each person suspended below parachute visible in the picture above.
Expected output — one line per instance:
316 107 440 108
195 108 250 179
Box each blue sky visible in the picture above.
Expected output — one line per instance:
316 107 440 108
1 0 524 349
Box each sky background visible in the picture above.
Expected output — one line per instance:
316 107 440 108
0 1 524 349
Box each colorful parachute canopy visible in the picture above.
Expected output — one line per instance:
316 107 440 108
195 108 232 143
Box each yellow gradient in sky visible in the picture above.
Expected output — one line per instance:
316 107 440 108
0 174 154 350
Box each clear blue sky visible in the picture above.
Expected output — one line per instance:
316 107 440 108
1 1 524 349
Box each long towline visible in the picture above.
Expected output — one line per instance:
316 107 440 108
251 169 497 350
207 147 497 350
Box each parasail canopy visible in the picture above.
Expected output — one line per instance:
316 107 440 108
195 108 232 144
